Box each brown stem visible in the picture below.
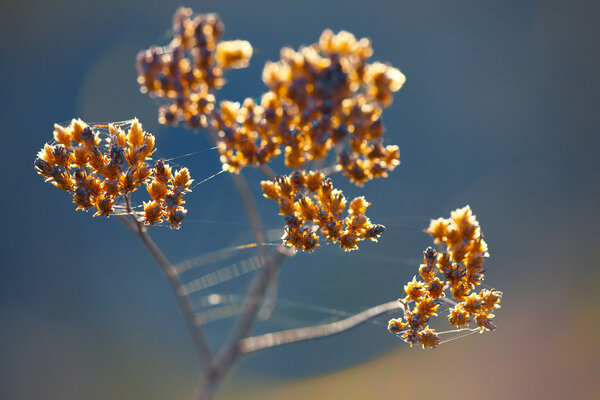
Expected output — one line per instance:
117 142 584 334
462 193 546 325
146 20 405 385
200 248 290 399
196 126 293 399
205 127 268 257
258 164 278 180
239 300 402 353
258 267 280 321
118 195 213 368
229 173 266 255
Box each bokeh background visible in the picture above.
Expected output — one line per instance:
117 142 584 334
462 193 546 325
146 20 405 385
1 0 599 399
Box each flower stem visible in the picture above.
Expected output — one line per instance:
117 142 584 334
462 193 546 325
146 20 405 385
240 300 403 353
118 195 213 368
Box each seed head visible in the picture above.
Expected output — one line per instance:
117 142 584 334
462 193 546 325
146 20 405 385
262 170 385 252
34 119 193 229
388 206 502 348
138 8 403 187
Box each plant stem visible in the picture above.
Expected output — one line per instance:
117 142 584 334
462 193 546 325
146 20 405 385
118 195 213 368
229 173 266 256
192 128 290 399
199 248 290 400
258 164 278 180
239 300 402 353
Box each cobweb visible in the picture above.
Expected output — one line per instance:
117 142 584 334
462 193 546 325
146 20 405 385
49 120 482 353
126 140 486 354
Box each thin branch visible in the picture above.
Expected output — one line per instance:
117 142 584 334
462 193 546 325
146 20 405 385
319 164 342 177
239 300 403 354
229 173 266 253
204 128 268 258
258 164 278 180
204 128 281 321
116 213 139 234
437 296 459 308
191 127 293 399
200 248 290 399
118 195 213 368
258 267 280 321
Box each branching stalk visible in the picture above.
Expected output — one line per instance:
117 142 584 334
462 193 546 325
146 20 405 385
200 248 290 400
118 195 213 368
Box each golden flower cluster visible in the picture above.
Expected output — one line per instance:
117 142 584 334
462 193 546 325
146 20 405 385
138 8 403 186
136 7 252 129
261 170 385 252
34 118 192 229
214 29 403 185
387 206 502 348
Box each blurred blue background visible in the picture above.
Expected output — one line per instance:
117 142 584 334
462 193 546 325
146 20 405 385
1 0 598 399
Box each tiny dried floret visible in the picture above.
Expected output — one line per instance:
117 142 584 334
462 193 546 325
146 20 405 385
404 276 426 302
387 318 405 334
216 40 253 69
34 118 193 229
261 170 385 252
418 327 441 349
387 206 502 348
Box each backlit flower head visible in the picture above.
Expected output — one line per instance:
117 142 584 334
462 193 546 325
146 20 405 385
139 8 404 187
387 206 502 348
261 170 385 252
34 118 192 229
136 7 252 129
213 30 404 185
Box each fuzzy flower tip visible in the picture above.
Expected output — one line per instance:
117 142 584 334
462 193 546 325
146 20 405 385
34 118 192 229
387 206 502 348
138 8 403 187
261 170 385 253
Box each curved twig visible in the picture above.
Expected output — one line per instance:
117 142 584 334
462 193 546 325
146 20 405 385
258 164 278 180
239 300 402 353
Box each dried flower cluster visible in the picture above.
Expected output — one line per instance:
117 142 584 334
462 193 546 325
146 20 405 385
136 7 252 129
214 30 403 184
261 170 385 252
34 118 192 228
387 206 502 348
138 8 403 186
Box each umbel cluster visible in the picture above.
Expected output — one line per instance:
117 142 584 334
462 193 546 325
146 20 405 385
388 206 503 348
34 119 192 228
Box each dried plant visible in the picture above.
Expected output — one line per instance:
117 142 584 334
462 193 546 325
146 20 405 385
33 6 503 400
261 170 385 252
137 7 402 185
34 118 192 228
388 206 503 348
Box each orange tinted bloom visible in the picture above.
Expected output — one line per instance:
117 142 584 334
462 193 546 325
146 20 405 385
404 276 426 302
448 306 470 329
418 327 441 349
138 8 403 187
389 206 502 348
34 119 192 229
262 170 385 252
